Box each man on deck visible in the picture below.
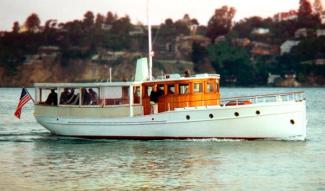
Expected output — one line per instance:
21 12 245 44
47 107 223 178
150 84 164 114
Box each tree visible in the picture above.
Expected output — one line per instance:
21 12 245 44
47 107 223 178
207 6 236 42
298 0 320 28
182 14 191 25
192 42 208 64
298 0 313 18
313 0 323 15
12 21 20 33
44 19 57 30
174 20 190 35
95 13 105 26
191 19 199 25
208 40 256 85
233 16 264 38
24 13 41 31
83 11 95 28
165 18 174 26
106 11 117 24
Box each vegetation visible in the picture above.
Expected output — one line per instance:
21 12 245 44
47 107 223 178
0 0 325 86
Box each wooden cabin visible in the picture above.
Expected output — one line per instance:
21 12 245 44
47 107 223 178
142 76 220 115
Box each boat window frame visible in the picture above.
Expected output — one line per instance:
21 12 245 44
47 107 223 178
179 83 190 95
167 84 177 95
35 87 59 106
133 85 142 105
158 84 166 96
206 81 216 93
193 83 203 94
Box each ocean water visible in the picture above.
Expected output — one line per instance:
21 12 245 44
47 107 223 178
0 87 324 191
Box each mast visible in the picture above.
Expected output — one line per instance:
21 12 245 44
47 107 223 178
147 0 153 81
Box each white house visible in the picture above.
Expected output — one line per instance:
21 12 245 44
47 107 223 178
316 29 325 37
280 40 300 55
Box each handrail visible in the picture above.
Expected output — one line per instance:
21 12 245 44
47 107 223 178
221 91 304 100
157 92 304 109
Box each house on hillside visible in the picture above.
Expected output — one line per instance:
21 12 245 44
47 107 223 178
232 38 251 47
175 35 210 60
252 28 270 35
316 29 325 37
302 59 325 65
273 10 298 22
154 34 210 60
295 28 308 38
250 42 279 57
101 24 112 31
129 25 145 36
320 12 325 24
280 40 300 55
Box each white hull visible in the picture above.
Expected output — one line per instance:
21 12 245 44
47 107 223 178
35 101 307 140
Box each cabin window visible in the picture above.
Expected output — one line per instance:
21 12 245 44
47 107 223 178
206 82 215 93
101 86 129 105
37 88 59 106
194 83 203 93
216 81 220 92
167 84 176 95
146 86 153 97
179 84 189 94
133 86 141 104
158 84 165 95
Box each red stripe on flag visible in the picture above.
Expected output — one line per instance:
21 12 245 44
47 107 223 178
14 88 32 119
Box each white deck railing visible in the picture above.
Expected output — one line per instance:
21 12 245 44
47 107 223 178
221 91 305 107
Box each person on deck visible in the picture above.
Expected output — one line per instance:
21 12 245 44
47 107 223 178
150 85 164 114
66 89 78 105
45 89 58 106
88 88 98 105
82 88 91 105
60 88 70 104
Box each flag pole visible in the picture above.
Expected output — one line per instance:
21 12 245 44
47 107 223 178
24 87 35 103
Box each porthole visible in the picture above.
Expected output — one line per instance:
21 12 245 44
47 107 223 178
256 110 261 115
290 119 295 125
152 118 155 121
186 115 190 120
209 114 214 119
234 112 239 117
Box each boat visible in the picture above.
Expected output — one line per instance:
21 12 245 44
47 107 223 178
34 74 307 140
32 2 307 140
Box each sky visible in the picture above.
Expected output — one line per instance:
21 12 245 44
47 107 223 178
0 0 322 31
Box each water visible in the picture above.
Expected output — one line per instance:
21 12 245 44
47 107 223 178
0 88 325 191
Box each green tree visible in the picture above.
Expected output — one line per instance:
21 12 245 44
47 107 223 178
191 42 208 72
12 21 20 33
233 16 263 38
83 11 95 28
95 13 105 26
165 18 173 26
298 0 320 28
206 6 236 42
106 11 117 24
208 40 256 85
24 13 41 31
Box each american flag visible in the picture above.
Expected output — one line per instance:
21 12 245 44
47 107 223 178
14 88 33 119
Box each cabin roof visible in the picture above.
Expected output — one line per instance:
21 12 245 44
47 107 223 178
34 74 220 88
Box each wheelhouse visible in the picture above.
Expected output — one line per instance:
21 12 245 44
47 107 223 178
142 75 221 115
